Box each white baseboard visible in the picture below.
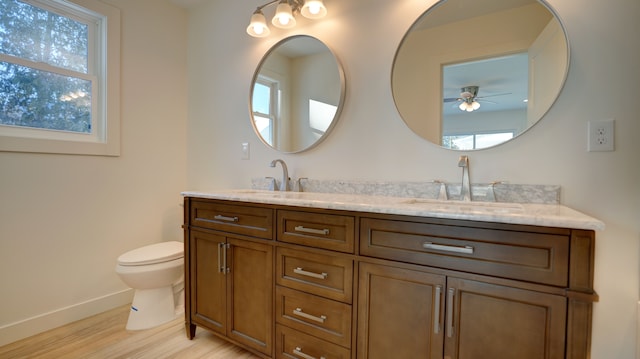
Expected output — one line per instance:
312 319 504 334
0 289 134 347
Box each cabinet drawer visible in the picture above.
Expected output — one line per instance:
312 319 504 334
360 218 569 286
277 247 353 303
190 200 273 239
276 324 351 359
276 286 352 348
278 210 355 253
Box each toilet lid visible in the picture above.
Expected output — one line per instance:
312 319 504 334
117 241 183 266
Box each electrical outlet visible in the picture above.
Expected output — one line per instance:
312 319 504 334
241 142 250 160
588 119 614 152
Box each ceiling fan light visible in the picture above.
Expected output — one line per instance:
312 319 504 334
472 101 480 110
459 102 467 111
466 106 474 112
247 10 270 37
301 0 327 19
272 1 296 28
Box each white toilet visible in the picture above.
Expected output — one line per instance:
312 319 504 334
115 241 184 330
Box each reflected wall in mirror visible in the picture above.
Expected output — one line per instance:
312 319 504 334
250 35 345 153
392 0 569 150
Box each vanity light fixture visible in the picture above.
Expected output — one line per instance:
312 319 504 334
246 0 327 38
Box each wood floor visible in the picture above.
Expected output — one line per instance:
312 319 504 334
0 305 261 359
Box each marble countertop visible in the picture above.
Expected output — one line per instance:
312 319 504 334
182 189 605 231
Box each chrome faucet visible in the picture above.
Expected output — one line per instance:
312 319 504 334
458 156 471 201
269 159 289 191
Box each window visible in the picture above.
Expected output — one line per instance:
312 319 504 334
443 132 514 150
0 0 120 155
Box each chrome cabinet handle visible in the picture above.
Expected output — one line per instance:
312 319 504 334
217 242 223 273
446 288 455 338
220 243 229 274
294 267 328 280
293 308 327 323
214 215 238 222
293 347 326 359
423 242 474 254
434 285 442 334
294 225 329 236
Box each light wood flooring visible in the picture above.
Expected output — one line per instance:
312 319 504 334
0 305 260 359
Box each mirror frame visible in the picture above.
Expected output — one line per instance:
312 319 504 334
249 35 346 154
391 0 570 151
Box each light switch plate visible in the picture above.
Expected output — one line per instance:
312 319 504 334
241 142 250 160
588 119 615 152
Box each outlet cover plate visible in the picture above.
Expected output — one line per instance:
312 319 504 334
588 119 615 152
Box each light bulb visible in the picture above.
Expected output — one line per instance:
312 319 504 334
308 4 320 14
472 101 480 110
301 0 327 19
459 102 467 111
272 2 296 29
247 10 270 37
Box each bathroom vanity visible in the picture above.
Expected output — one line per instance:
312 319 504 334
182 190 603 359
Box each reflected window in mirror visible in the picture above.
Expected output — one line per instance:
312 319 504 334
252 78 280 146
309 99 337 134
443 132 514 150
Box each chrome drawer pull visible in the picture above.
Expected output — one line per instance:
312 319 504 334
294 225 330 236
293 308 327 323
293 347 326 359
423 242 474 254
214 215 239 222
294 267 328 280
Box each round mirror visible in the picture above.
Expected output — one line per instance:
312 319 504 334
250 35 345 153
392 0 569 150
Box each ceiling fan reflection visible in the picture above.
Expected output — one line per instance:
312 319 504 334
443 85 510 112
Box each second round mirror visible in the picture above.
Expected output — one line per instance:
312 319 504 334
392 0 569 150
250 35 345 153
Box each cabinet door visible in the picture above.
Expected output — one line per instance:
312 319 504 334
357 262 445 359
190 230 227 336
444 277 566 359
227 237 274 356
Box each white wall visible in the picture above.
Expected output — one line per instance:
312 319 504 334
186 0 640 358
0 0 188 345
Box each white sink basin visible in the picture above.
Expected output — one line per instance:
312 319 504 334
400 198 524 215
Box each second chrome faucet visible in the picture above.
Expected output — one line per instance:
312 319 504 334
458 155 471 201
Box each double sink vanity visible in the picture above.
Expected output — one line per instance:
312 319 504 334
181 182 603 359
191 0 599 356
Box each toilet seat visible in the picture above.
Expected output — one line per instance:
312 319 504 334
118 241 183 266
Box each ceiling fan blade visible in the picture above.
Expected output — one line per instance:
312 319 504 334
443 97 461 102
476 92 511 99
477 99 498 104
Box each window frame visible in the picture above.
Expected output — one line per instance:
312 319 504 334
0 0 121 156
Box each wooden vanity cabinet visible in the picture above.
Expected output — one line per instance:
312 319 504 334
185 199 274 357
184 197 596 359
